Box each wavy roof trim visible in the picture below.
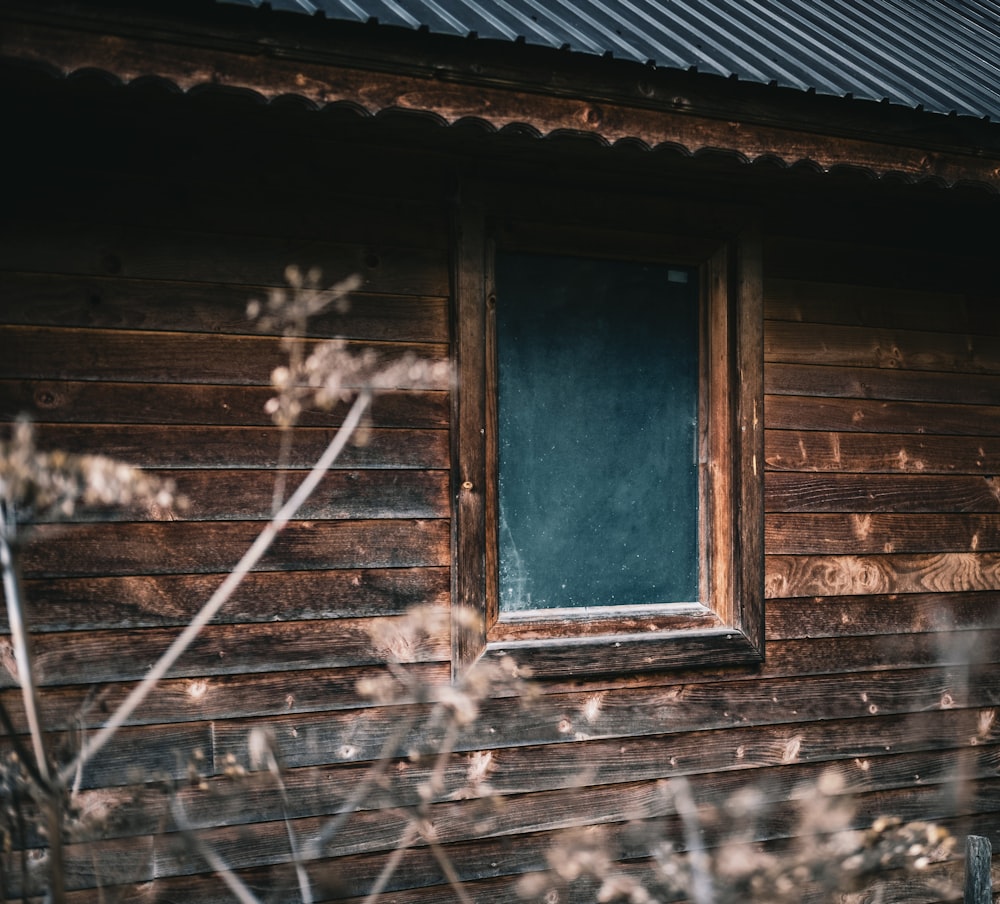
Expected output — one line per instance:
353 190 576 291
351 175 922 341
221 0 1000 122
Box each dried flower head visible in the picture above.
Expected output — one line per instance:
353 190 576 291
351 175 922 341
246 267 360 335
248 268 450 429
0 419 179 526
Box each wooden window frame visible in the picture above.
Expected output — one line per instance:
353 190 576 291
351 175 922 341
452 190 763 680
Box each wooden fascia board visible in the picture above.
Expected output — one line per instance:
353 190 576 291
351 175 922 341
2 14 1000 191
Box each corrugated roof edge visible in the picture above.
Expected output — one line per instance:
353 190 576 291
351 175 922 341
1 0 999 193
213 0 1000 123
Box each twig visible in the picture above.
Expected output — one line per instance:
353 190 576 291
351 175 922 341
428 836 475 904
0 700 46 790
362 820 420 904
170 796 262 904
305 708 420 859
0 523 49 787
1 513 66 904
59 390 373 788
262 747 312 904
671 777 713 904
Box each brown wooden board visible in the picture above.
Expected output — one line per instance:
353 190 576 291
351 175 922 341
765 278 999 334
0 325 446 386
765 592 1000 640
765 321 1000 374
46 740 1000 845
12 567 450 632
0 272 448 342
766 430 1000 474
765 473 1000 513
766 553 1000 598
17 519 451 578
0 383 449 429
0 615 450 688
25 469 449 523
765 513 1000 554
765 395 1000 435
766 362 1000 405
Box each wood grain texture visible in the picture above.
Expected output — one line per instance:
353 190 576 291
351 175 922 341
765 394 1000 434
765 591 1000 640
0 662 450 731
18 519 451 577
1 381 448 428
765 473 1000 513
765 321 1000 373
0 272 449 342
0 325 446 386
766 430 1000 474
765 278 995 334
52 740 1000 844
13 567 450 632
766 513 1000 554
766 553 1000 598
766 361 1000 404
0 615 450 688
24 469 450 523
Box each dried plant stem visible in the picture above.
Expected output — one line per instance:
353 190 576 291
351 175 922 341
671 777 713 904
263 747 313 904
170 797 263 904
59 390 374 788
363 820 420 904
306 708 420 859
1 522 67 904
0 529 48 784
428 836 475 904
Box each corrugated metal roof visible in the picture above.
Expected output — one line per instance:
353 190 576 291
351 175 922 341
220 0 1000 121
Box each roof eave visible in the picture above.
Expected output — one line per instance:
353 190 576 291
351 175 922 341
2 0 999 191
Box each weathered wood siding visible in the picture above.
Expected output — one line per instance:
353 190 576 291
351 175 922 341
1 78 998 901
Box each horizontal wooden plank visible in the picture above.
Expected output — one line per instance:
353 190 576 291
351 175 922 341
1 381 449 428
765 320 1000 374
140 775 1000 889
765 361 1000 405
26 717 993 853
18 519 451 577
56 734 1000 846
206 675 1000 775
15 424 449 469
765 473 1000 513
0 325 447 386
13 567 450 632
765 394 1000 434
39 815 987 903
764 278 992 334
0 272 448 341
766 552 1000 598
29 469 449 523
0 220 449 295
0 615 450 688
766 513 1000 554
0 661 449 731
765 592 1000 640
766 430 1000 474
765 630 1000 678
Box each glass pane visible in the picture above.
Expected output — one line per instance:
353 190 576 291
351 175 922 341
496 252 700 611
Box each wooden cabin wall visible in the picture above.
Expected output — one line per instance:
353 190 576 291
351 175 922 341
1 76 999 902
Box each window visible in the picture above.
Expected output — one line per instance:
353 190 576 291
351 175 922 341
452 188 763 678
